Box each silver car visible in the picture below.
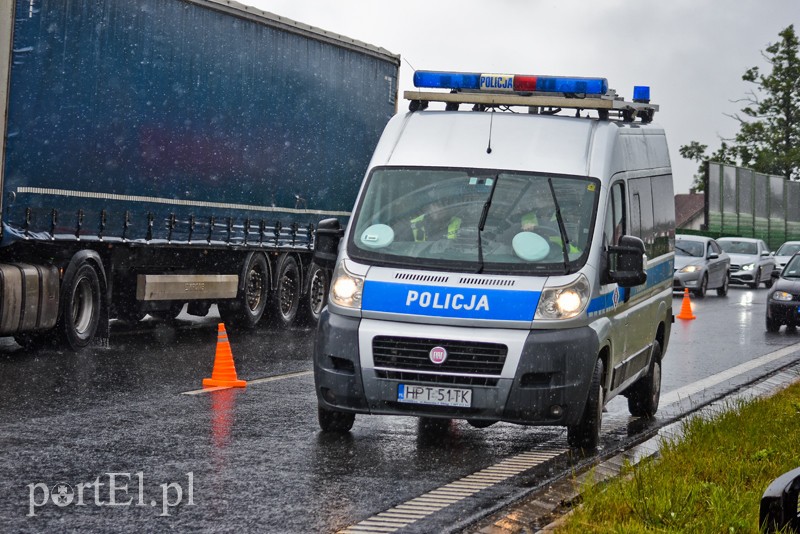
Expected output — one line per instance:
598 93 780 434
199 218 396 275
674 235 730 297
716 237 776 288
773 241 800 270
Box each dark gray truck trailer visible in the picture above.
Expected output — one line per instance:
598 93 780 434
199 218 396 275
0 0 399 349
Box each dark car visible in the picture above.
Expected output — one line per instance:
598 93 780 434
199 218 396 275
766 252 800 332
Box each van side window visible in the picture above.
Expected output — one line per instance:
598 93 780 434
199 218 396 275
604 182 626 248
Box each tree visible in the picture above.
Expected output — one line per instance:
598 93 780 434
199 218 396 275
680 25 800 189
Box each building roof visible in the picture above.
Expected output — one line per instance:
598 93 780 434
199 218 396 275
674 193 705 228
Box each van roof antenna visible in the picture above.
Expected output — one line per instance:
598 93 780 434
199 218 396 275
486 109 494 154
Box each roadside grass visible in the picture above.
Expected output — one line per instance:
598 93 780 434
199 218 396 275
557 381 800 533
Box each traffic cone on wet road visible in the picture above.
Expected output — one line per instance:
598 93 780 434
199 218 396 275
676 288 696 320
203 323 247 388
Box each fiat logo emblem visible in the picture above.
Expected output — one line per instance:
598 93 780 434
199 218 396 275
429 346 448 365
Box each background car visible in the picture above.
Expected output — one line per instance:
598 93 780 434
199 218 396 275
766 252 800 332
773 240 800 270
716 237 776 288
674 235 730 297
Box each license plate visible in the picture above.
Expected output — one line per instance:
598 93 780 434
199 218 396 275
397 384 472 408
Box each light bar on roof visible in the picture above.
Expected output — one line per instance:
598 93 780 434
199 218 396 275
413 70 609 96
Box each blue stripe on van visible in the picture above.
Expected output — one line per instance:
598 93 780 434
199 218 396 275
362 280 540 321
588 257 674 317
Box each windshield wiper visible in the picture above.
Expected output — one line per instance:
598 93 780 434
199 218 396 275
547 178 572 274
477 175 500 273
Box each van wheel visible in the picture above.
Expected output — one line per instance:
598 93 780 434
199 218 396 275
693 274 707 298
627 340 662 418
60 261 101 350
297 263 328 326
269 254 300 327
567 358 604 449
219 252 269 329
716 273 729 297
318 406 355 432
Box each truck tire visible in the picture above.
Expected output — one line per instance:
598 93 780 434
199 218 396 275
318 405 355 432
626 340 662 418
269 254 300 327
60 261 101 350
219 252 269 329
567 358 604 449
297 263 329 326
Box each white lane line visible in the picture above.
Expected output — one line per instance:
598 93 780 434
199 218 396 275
660 341 800 405
180 370 312 395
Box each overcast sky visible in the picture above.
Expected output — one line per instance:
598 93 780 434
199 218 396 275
243 0 798 194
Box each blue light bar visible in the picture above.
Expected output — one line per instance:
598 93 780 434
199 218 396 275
413 70 609 95
413 71 481 90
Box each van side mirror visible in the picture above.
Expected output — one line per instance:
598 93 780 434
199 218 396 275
313 218 343 270
606 235 647 288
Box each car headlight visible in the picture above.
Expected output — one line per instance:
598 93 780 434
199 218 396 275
679 265 700 273
741 263 755 271
772 291 794 302
535 274 590 320
329 260 364 309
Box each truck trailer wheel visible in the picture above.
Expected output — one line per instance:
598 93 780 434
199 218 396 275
297 263 328 326
219 252 269 329
270 254 300 327
60 261 101 350
567 358 604 450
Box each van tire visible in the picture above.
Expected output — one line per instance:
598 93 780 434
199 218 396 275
627 340 662 418
567 358 604 449
318 406 355 432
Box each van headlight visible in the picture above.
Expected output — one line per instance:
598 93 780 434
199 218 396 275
535 274 590 320
330 260 364 309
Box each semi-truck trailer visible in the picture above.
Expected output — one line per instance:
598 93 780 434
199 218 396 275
0 0 399 349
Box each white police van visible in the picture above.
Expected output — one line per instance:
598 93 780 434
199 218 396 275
313 70 675 448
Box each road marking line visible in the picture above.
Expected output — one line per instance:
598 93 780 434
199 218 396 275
180 370 312 395
660 341 800 405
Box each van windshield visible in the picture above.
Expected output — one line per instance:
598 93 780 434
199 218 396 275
347 167 599 274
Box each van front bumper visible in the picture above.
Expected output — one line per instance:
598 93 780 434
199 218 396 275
313 310 600 426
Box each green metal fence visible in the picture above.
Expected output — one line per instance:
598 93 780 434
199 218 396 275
706 162 800 249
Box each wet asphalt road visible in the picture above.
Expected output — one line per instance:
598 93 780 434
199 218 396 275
1 286 799 533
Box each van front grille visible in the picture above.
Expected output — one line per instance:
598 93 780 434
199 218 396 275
372 336 507 376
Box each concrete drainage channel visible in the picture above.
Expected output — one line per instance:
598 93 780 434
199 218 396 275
469 358 800 534
337 343 800 534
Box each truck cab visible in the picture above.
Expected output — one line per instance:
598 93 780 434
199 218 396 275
313 71 675 449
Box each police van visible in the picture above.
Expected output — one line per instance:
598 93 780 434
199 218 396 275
312 70 675 448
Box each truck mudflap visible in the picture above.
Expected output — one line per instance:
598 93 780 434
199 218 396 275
315 311 601 425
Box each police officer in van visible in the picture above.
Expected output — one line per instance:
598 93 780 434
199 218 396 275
410 200 462 242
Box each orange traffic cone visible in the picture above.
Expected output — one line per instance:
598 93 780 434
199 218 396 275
676 288 696 320
203 323 247 388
